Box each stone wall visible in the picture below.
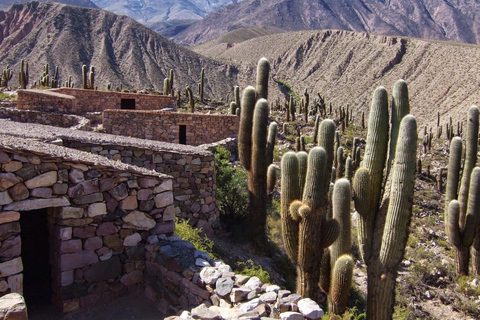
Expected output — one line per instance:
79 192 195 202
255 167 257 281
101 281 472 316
0 135 176 312
0 107 90 130
103 110 239 146
0 120 218 233
16 88 177 114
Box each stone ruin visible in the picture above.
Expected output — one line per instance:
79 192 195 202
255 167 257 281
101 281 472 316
0 88 325 319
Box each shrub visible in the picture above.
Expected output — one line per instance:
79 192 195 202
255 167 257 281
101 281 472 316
174 217 216 259
235 259 271 283
213 146 249 229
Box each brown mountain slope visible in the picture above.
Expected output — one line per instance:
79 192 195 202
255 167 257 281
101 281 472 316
0 0 98 10
194 29 480 127
174 0 480 46
0 1 240 98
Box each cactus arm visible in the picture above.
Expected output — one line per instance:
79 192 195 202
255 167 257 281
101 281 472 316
256 57 269 100
301 147 327 213
267 164 277 195
238 86 256 170
281 152 301 262
297 151 308 197
266 122 277 166
251 98 269 181
328 254 354 315
447 200 462 247
458 106 479 219
445 137 463 234
330 178 351 264
461 167 480 247
318 248 331 294
379 115 417 269
317 119 336 189
362 86 389 209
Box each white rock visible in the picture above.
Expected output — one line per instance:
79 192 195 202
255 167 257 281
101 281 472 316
87 202 107 218
244 276 263 290
122 210 155 230
280 312 304 320
298 298 324 320
180 311 193 320
266 284 281 292
196 258 211 267
238 298 260 312
230 288 250 303
200 267 222 285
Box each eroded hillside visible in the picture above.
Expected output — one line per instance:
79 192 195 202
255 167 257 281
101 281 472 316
0 2 242 98
195 29 480 127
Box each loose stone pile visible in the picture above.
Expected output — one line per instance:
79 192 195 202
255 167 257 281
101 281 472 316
165 256 325 320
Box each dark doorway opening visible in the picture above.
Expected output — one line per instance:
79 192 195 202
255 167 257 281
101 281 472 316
20 209 52 312
121 98 136 110
179 125 187 145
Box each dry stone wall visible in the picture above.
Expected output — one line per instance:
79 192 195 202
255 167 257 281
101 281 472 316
103 110 239 146
0 135 175 312
16 88 177 114
0 120 218 233
0 107 90 129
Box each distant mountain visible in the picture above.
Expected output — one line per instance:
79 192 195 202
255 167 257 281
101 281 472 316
174 0 480 45
0 0 98 10
0 1 242 99
90 0 242 36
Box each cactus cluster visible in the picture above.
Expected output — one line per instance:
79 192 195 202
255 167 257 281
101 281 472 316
82 65 95 89
352 80 417 320
1 66 13 88
281 118 353 310
444 106 480 275
238 58 277 244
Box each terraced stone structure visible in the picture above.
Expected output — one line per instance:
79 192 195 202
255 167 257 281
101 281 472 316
16 88 177 114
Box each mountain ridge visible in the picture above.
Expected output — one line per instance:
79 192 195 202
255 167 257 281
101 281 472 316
174 0 480 45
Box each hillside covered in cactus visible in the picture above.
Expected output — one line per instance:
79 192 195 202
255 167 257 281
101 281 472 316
0 1 242 96
194 29 480 128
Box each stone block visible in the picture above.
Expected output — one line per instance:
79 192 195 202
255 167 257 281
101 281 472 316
52 183 68 195
4 197 70 211
162 206 176 221
56 207 84 219
119 196 138 210
0 293 27 320
69 169 84 183
60 239 82 253
7 274 22 295
73 226 96 238
0 257 23 278
84 237 103 251
57 218 94 227
122 211 155 230
0 212 20 225
62 299 80 313
30 187 53 198
120 270 143 286
7 183 29 202
56 226 72 241
154 192 173 208
0 236 21 259
123 233 142 247
0 223 20 242
73 192 103 205
96 222 118 236
0 173 20 191
150 221 175 235
87 202 107 218
137 189 153 201
154 180 172 193
61 270 74 287
103 234 123 251
60 251 99 271
25 171 57 189
109 183 128 201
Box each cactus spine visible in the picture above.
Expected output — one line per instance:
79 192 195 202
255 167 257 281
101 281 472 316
352 80 417 320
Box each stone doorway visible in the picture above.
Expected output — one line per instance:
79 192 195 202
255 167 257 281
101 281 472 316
179 125 187 144
20 208 52 312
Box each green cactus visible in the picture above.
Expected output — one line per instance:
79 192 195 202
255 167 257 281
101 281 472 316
199 68 205 103
304 88 309 123
1 65 13 88
444 106 480 275
345 156 353 181
164 78 170 95
313 115 320 144
234 85 240 111
289 95 296 122
185 85 194 113
18 60 29 89
256 58 269 100
169 69 174 95
352 81 417 320
230 102 237 115
336 146 344 180
89 66 95 90
82 65 88 89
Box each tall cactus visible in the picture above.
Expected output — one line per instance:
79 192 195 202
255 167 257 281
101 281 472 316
199 68 205 103
82 65 88 89
234 85 241 113
237 58 276 245
352 80 417 320
18 60 29 89
304 88 309 123
281 117 344 299
169 69 174 95
444 106 480 275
